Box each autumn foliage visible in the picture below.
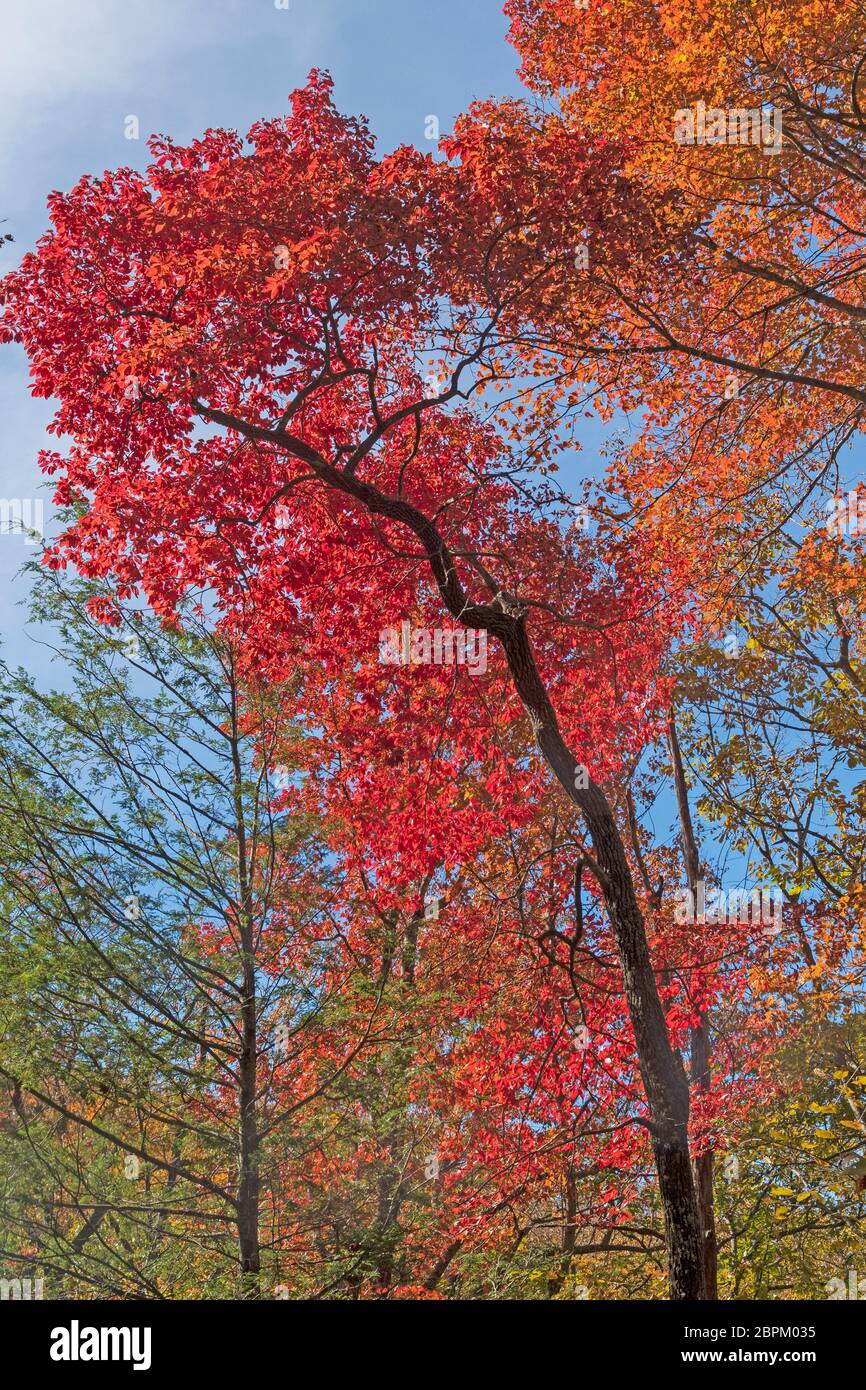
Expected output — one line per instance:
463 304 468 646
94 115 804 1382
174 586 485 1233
1 6 865 1301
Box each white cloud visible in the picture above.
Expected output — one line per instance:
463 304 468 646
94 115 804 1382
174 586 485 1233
0 0 334 196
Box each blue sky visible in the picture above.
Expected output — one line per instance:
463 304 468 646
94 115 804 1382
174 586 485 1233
0 0 525 667
0 1 854 888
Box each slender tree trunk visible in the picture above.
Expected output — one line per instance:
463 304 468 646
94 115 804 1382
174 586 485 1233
374 895 428 1289
548 1167 579 1297
200 408 708 1298
464 618 705 1297
668 712 718 1300
345 473 706 1294
230 677 261 1295
571 769 704 1301
237 955 261 1288
487 621 705 1298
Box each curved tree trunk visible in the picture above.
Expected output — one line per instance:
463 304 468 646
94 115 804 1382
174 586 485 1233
197 403 708 1299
